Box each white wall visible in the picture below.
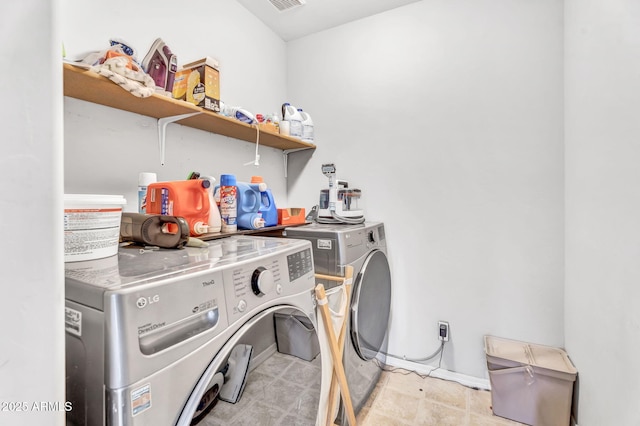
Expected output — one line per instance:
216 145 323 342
61 0 291 209
0 1 65 425
565 0 640 424
287 0 564 379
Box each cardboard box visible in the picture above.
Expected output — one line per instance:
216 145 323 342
173 57 220 112
278 208 306 225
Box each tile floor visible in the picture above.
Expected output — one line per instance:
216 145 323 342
200 350 525 426
201 351 321 426
357 367 526 426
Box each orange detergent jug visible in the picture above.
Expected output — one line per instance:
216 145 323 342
146 179 211 236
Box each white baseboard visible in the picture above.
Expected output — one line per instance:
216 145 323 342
249 343 277 372
384 355 491 391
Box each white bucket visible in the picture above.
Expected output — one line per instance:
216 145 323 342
64 194 127 262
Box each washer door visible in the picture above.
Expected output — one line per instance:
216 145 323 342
176 305 322 426
350 249 391 361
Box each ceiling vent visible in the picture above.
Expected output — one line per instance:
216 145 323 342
268 0 306 12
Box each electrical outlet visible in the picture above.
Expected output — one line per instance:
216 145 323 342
438 321 449 342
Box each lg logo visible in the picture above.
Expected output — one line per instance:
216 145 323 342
136 295 160 309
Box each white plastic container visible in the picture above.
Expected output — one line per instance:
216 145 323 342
64 194 127 262
484 335 578 426
279 120 291 136
138 172 157 213
201 175 222 233
282 103 302 138
298 109 314 143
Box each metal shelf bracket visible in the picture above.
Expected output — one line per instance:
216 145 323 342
283 147 314 177
158 112 203 165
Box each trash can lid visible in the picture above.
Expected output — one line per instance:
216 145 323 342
484 335 577 375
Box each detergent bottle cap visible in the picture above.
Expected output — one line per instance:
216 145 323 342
193 222 208 235
201 175 216 187
253 216 265 228
250 176 268 191
201 180 211 188
220 174 236 186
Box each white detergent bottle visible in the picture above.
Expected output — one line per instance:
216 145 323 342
202 175 222 233
298 109 314 143
282 103 302 138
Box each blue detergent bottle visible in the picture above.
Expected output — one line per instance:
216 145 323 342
251 176 278 227
235 181 264 230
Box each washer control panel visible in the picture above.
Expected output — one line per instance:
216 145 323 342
287 248 314 281
223 247 313 324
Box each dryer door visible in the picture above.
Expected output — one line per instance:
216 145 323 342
350 249 391 361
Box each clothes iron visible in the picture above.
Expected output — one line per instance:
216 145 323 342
141 38 178 93
218 344 253 404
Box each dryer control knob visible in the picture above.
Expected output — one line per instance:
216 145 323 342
251 267 275 296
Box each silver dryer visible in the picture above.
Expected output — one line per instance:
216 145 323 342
285 221 392 423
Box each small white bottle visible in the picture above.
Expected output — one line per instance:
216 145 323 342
138 172 157 213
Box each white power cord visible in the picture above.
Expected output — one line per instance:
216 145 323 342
244 124 260 167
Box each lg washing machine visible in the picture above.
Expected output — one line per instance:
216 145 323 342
285 222 392 424
64 236 329 425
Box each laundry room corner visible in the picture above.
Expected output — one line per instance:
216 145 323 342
286 0 565 381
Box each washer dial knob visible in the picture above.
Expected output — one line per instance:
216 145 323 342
251 267 275 296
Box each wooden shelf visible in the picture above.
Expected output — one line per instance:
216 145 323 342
63 63 316 151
